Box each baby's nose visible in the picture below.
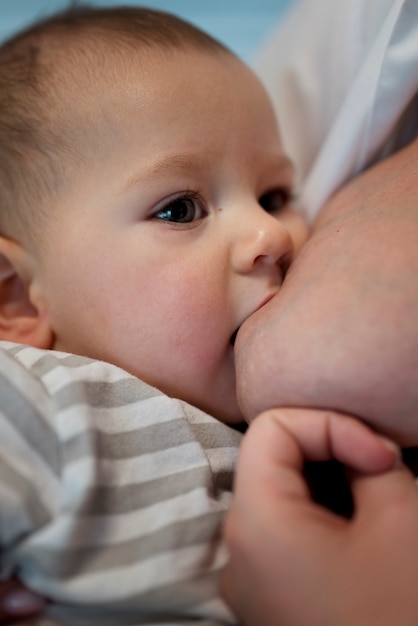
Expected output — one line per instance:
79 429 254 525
232 213 294 275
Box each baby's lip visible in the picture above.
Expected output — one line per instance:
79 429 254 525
256 292 276 312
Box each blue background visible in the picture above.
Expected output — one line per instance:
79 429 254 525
0 0 296 61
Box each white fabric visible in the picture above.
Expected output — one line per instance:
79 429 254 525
254 0 418 219
0 342 240 626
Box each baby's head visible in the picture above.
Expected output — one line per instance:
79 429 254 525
236 135 418 445
0 7 229 236
0 6 308 423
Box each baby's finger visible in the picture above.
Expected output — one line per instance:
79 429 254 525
0 579 45 624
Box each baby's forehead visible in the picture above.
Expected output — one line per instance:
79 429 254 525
32 26 217 107
35 39 190 140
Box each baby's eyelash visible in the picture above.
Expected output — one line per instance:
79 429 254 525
259 187 294 213
152 191 207 224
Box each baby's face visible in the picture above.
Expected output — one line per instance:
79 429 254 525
31 47 307 423
236 137 418 445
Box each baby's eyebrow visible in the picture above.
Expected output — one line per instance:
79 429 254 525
123 152 294 192
124 153 199 190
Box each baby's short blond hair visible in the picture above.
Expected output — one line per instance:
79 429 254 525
0 5 230 245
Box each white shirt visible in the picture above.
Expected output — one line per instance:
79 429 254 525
254 0 418 219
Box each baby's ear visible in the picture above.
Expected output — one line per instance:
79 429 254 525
0 236 53 348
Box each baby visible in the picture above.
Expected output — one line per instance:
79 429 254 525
2 4 415 626
0 5 307 626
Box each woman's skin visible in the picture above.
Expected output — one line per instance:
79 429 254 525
235 137 418 445
221 409 418 626
222 137 418 625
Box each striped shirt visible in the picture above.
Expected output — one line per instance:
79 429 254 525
0 342 242 626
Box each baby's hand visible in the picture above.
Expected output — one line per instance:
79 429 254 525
0 579 45 625
221 408 418 626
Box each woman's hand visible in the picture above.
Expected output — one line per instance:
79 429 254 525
222 408 418 626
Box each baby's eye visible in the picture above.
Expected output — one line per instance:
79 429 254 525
259 188 291 214
154 194 206 223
